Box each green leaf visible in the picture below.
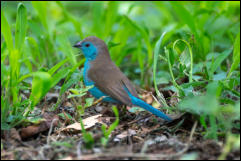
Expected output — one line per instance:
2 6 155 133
29 72 52 108
26 37 42 66
56 1 83 38
228 32 240 77
84 98 94 108
1 10 13 52
124 15 153 66
58 34 77 66
209 49 232 79
15 3 27 52
48 58 69 76
153 32 169 107
171 2 198 36
106 106 119 136
50 67 70 88
32 1 48 32
104 1 118 37
101 106 119 146
173 39 193 83
79 116 94 149
171 2 204 59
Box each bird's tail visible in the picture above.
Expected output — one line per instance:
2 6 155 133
131 96 172 121
123 86 172 121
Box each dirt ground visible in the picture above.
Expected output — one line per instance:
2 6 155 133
1 90 240 160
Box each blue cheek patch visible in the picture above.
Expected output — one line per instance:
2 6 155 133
82 42 98 61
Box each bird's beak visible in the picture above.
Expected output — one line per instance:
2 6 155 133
73 41 82 48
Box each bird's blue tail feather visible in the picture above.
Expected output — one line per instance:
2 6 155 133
124 86 172 121
131 96 172 121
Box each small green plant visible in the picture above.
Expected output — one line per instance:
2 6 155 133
79 116 94 149
178 81 240 139
68 84 94 115
101 106 119 146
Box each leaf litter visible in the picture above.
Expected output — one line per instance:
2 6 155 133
1 89 240 160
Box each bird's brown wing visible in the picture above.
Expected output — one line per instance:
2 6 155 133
88 61 138 106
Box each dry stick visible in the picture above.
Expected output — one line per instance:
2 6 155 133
47 118 58 145
77 140 83 160
80 121 198 159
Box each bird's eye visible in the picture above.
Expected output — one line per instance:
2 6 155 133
85 44 90 47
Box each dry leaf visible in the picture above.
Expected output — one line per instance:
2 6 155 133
116 129 136 139
141 92 153 104
20 112 59 139
62 114 102 132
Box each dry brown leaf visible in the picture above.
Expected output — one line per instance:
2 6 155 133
60 156 75 160
116 129 136 139
141 92 153 104
62 114 102 132
20 112 59 139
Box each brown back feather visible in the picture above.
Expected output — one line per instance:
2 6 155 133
85 36 138 106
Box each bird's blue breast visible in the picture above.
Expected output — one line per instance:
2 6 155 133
83 60 119 103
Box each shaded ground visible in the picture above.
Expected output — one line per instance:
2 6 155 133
1 88 240 160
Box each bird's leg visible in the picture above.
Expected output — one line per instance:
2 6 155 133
92 96 108 106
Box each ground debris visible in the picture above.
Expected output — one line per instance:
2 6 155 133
20 112 59 139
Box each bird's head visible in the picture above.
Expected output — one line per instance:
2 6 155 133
73 36 109 61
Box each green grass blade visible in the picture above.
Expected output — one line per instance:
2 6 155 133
48 58 69 76
27 37 42 66
171 2 198 36
1 10 13 52
171 2 203 58
209 49 232 79
124 15 152 66
104 1 118 38
15 3 27 52
58 34 77 66
153 32 169 107
50 67 71 88
32 1 48 32
56 2 83 38
228 32 240 78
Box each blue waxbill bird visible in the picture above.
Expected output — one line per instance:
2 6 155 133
73 36 172 121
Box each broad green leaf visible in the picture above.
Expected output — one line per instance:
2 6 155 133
15 3 27 51
30 72 52 107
